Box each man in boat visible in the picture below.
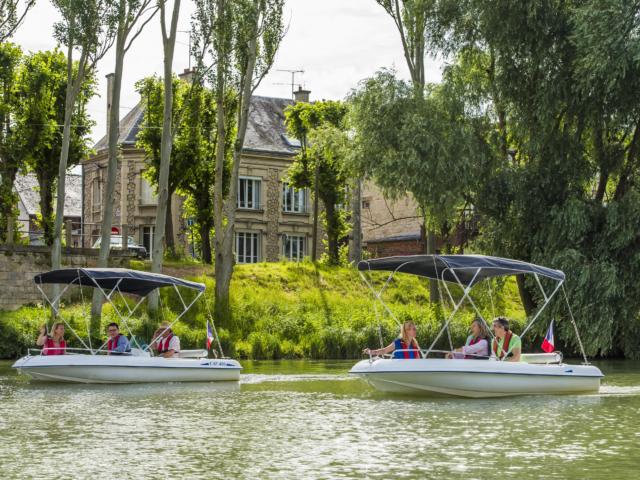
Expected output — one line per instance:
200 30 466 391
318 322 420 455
151 322 181 358
491 317 521 362
106 323 132 355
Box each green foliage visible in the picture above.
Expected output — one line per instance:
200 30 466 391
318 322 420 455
0 41 23 241
0 46 95 245
0 262 527 360
284 101 351 264
356 0 640 358
135 75 237 263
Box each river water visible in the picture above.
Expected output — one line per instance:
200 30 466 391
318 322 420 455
1 359 639 479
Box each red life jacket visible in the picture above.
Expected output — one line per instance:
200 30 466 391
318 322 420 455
492 331 513 359
43 337 66 355
393 339 421 359
158 334 174 354
107 335 120 352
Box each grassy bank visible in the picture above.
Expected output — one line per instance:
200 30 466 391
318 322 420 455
0 261 526 359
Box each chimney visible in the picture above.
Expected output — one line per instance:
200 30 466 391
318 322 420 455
106 73 114 136
293 85 310 103
178 68 194 84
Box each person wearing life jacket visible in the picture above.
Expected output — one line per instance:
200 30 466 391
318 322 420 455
152 321 181 358
491 317 521 362
363 321 422 359
106 323 131 355
447 318 490 359
36 322 66 355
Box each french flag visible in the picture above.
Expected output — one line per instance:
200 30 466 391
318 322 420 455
206 320 214 350
541 320 555 353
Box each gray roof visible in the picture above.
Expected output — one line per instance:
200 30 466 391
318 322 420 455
93 95 297 156
15 173 82 218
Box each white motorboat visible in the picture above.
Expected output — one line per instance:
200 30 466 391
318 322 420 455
350 254 604 398
13 353 241 384
12 268 241 384
351 358 602 398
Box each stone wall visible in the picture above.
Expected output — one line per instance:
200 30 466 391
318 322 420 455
0 245 132 311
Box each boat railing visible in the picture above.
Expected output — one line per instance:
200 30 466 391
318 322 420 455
28 347 139 356
366 349 563 364
26 347 221 359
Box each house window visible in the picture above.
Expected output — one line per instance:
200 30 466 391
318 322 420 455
92 178 101 208
237 177 261 209
142 226 154 255
235 231 260 263
283 234 305 261
282 182 307 213
140 177 157 205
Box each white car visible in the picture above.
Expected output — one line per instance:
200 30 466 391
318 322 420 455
92 235 147 259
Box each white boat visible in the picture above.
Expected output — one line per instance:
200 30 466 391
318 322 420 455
351 358 602 398
350 254 604 398
12 268 241 384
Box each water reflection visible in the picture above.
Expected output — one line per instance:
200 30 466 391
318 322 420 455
1 360 640 479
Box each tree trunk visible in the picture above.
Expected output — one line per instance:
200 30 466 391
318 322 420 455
37 170 54 246
52 43 87 273
91 30 126 325
324 198 339 264
349 177 362 263
311 161 320 261
164 188 175 255
149 0 180 314
516 274 536 317
0 167 18 243
199 222 212 264
426 226 439 303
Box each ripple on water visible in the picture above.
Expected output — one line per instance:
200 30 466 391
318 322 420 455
2 361 640 479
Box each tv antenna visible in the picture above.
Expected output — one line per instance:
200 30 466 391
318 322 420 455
274 68 305 99
178 30 192 69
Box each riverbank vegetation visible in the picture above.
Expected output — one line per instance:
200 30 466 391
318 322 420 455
0 261 528 360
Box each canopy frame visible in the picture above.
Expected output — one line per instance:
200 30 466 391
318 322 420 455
358 254 590 364
34 268 207 357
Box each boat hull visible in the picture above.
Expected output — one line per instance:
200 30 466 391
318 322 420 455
350 358 603 398
12 355 241 384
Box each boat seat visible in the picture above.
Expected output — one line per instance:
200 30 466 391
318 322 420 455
521 352 563 364
177 349 208 359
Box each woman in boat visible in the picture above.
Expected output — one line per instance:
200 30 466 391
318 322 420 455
491 316 521 362
36 322 66 355
447 318 490 359
363 321 422 359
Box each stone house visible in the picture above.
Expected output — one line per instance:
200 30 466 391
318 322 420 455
15 172 82 246
82 75 316 263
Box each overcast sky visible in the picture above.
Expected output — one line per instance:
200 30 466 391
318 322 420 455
12 0 442 144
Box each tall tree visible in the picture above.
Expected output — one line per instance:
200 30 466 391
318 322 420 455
147 0 181 314
284 100 350 264
0 42 22 242
0 0 35 42
374 0 441 301
395 0 640 357
91 0 158 323
17 49 95 246
192 0 285 321
51 0 115 272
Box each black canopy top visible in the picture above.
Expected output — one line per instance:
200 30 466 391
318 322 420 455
34 268 205 297
357 255 565 287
